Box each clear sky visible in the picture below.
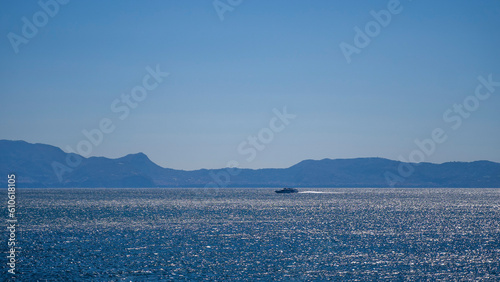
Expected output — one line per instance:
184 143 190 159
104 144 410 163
1 0 499 170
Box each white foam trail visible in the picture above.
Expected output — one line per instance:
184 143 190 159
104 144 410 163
299 191 341 194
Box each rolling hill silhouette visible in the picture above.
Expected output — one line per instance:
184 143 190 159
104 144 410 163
1 140 499 188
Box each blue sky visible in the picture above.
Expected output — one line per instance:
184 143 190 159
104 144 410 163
1 0 499 170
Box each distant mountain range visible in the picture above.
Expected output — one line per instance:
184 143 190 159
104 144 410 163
1 140 499 188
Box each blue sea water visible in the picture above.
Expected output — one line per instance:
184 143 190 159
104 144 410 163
2 188 500 281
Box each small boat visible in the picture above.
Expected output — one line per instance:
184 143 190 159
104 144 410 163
275 188 298 194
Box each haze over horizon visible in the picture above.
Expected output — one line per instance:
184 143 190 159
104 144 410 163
1 1 500 170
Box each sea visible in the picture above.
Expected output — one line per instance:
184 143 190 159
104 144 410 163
2 188 499 281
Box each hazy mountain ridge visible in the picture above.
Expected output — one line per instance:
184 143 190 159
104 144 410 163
1 140 499 188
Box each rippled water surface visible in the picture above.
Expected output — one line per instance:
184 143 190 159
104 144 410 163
3 188 500 281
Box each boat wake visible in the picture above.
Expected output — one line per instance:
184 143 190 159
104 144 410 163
299 191 341 194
